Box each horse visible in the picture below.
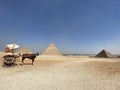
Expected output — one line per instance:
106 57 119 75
21 53 39 65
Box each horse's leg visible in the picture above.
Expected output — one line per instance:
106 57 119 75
32 59 34 65
22 57 25 65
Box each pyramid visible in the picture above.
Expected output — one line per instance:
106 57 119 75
42 43 62 56
18 47 32 54
96 49 113 58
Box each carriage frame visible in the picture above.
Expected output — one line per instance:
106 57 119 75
3 43 20 67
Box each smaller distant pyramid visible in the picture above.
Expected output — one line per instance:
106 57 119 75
96 49 113 58
18 47 32 54
42 43 62 56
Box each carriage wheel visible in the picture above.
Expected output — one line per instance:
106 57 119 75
3 57 16 67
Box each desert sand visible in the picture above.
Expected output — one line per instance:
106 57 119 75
0 55 120 90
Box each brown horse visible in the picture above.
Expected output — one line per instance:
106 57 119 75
21 53 39 65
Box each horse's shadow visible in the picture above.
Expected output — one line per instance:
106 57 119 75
19 63 33 66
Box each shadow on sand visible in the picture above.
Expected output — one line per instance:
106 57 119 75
19 63 33 65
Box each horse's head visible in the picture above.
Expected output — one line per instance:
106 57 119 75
36 52 39 56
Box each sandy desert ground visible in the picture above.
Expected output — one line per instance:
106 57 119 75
0 55 120 90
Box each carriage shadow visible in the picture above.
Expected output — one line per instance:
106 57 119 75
2 64 18 68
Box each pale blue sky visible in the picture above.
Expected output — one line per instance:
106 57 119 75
0 0 120 54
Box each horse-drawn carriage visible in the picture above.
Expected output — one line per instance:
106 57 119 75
3 44 20 67
2 43 39 67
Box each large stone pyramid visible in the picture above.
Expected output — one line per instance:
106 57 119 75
96 49 113 58
42 43 62 56
18 47 32 54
